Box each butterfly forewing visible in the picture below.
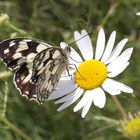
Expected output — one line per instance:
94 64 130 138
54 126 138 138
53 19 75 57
0 38 53 100
0 38 70 102
0 38 51 70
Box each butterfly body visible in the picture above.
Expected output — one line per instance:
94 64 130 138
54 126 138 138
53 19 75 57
0 38 70 103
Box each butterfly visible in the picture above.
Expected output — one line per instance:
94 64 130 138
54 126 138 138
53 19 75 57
0 38 71 103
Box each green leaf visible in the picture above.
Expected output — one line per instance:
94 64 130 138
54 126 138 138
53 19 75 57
0 81 9 120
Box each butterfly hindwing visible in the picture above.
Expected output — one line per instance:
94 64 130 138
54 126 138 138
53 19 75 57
32 47 69 103
14 63 37 99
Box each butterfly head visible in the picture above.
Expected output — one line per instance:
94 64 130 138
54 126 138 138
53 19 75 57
60 42 71 56
64 46 71 54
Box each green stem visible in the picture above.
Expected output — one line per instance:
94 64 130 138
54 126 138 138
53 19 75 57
86 0 92 31
2 117 32 140
0 81 9 119
111 95 128 118
5 21 30 37
94 116 119 125
92 123 118 135
2 82 8 117
0 71 12 80
99 3 118 28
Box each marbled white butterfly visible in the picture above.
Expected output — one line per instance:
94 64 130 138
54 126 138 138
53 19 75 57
0 38 71 103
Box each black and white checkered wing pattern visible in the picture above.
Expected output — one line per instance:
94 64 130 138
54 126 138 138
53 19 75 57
0 38 53 100
32 47 69 103
0 38 52 70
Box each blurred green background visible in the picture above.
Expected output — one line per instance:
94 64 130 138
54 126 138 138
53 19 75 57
0 0 140 140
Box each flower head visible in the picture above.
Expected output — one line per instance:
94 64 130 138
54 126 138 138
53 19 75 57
48 29 133 118
0 13 9 25
121 112 140 138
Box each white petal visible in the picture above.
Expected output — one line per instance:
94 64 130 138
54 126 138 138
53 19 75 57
57 88 83 111
74 91 93 112
55 87 79 104
103 78 133 93
136 12 140 16
118 47 133 62
107 57 129 72
69 47 83 66
48 80 76 100
74 30 93 60
107 48 133 72
105 38 128 64
92 88 106 108
95 29 105 60
108 62 129 77
102 85 121 95
60 71 73 81
101 31 116 62
81 99 92 118
102 80 121 95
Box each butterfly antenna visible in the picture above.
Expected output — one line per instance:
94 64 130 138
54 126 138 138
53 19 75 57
68 32 93 47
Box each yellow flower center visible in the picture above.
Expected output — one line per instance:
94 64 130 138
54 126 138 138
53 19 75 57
125 118 140 137
75 60 107 90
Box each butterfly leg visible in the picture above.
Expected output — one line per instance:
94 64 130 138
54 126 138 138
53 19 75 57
37 91 49 104
68 63 86 81
63 63 77 80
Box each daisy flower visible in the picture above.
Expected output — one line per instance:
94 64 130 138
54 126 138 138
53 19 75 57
48 29 133 118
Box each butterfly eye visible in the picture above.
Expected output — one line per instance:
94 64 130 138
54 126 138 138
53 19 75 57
68 46 71 53
64 46 71 54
